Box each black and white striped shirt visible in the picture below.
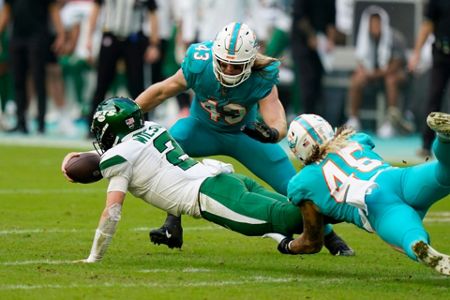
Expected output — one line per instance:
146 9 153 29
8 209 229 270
96 0 157 38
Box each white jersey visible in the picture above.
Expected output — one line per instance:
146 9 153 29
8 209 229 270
100 122 214 217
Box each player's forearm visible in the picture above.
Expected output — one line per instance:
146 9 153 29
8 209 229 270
86 204 122 262
49 3 65 38
412 21 433 56
0 4 11 34
135 82 170 112
262 108 287 140
87 3 100 42
136 70 187 112
289 201 324 254
259 88 287 140
148 11 160 47
270 117 287 140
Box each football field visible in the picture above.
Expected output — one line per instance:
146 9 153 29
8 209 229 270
0 144 449 299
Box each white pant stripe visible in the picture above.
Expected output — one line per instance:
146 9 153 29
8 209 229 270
199 193 267 225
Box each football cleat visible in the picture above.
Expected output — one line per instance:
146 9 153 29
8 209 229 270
413 241 450 275
149 216 183 249
324 231 355 256
427 112 450 140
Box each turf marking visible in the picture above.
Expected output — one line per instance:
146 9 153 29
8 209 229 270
1 211 448 237
1 260 78 266
132 226 222 232
139 268 212 273
0 276 295 290
0 226 220 236
0 188 104 195
0 228 81 235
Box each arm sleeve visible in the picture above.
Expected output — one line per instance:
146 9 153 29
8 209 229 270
86 203 122 262
107 176 129 193
100 155 133 185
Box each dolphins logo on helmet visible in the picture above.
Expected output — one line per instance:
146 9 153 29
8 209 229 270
287 114 335 163
212 22 258 87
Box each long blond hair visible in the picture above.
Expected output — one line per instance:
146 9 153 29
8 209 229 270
252 53 279 70
304 127 356 165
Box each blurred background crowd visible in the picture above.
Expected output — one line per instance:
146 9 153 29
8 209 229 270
0 0 448 158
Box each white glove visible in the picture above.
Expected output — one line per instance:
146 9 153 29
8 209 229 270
262 233 288 244
202 158 234 175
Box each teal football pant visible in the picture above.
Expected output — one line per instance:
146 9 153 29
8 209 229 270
366 138 450 260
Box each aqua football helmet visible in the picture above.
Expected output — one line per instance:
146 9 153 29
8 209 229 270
212 22 258 87
287 114 335 163
91 97 144 153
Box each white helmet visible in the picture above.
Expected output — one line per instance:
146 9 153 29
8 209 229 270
212 22 258 87
287 114 335 163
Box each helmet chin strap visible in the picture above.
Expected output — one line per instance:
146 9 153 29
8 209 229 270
219 72 244 87
92 140 104 156
112 136 120 148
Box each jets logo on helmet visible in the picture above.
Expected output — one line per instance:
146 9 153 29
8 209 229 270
287 114 335 163
91 97 144 154
212 22 258 87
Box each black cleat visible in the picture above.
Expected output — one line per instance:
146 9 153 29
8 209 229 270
149 215 183 249
324 231 355 256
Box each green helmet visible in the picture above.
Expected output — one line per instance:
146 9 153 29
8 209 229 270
91 97 144 153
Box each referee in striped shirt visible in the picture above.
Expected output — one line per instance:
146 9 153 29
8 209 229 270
86 0 160 125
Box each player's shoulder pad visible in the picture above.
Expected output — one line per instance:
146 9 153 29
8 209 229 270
288 166 320 205
350 132 375 149
182 41 213 74
254 60 280 84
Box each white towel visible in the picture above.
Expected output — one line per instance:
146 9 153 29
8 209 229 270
355 5 392 71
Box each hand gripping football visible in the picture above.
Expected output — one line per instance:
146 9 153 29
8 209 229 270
65 152 103 184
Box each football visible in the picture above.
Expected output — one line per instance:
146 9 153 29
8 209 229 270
65 152 103 184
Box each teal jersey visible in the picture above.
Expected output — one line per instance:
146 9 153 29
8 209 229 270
181 41 280 132
288 133 391 228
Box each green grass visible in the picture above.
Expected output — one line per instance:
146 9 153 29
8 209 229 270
0 144 449 299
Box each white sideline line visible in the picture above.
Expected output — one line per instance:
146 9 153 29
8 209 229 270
0 275 446 291
0 188 104 195
132 226 222 232
0 277 294 290
424 218 450 223
0 136 91 149
0 226 220 236
1 211 449 236
139 268 211 273
427 212 450 217
0 228 82 235
1 260 77 266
